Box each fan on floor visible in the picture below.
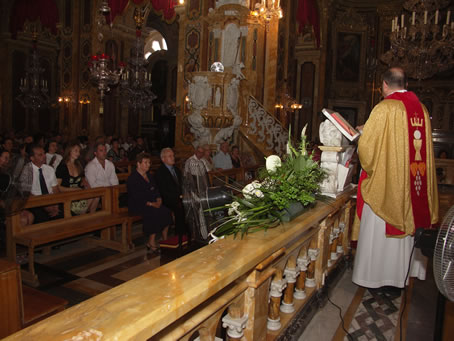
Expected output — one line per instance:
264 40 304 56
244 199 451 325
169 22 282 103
182 167 231 242
433 205 454 302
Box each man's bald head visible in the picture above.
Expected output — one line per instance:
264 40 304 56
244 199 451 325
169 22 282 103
382 67 407 97
382 67 407 89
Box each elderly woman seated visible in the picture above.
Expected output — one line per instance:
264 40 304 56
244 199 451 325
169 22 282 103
127 153 172 254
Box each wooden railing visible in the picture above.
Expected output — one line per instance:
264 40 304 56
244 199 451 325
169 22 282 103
4 189 355 340
207 165 261 187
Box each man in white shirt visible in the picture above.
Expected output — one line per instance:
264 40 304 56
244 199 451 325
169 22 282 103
24 145 61 223
184 146 207 177
85 143 119 188
213 141 233 170
46 140 63 170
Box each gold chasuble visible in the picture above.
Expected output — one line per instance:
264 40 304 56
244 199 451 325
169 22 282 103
352 96 438 239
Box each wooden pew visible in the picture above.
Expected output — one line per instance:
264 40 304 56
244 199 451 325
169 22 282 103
6 187 133 286
111 184 142 250
0 259 67 338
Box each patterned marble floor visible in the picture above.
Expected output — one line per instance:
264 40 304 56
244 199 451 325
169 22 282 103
27 232 194 307
347 287 402 340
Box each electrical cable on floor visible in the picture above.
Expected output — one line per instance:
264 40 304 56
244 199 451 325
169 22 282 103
399 236 418 341
327 295 354 341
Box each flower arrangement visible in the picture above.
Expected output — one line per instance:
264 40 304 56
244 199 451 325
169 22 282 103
209 125 325 241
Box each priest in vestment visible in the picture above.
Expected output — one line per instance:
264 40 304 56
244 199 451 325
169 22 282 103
352 67 438 288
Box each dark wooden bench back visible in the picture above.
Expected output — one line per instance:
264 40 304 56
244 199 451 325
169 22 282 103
6 187 112 259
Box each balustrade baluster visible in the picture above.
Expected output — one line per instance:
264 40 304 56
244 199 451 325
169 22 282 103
295 248 310 299
305 239 320 288
281 258 299 313
267 270 286 331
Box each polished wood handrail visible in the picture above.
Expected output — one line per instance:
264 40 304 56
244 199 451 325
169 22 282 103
4 189 354 340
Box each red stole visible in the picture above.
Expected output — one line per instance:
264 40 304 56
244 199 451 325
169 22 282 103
356 91 431 236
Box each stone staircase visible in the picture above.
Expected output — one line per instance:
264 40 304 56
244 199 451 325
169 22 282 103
239 95 290 157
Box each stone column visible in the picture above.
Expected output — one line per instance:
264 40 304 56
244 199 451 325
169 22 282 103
267 270 287 331
281 258 299 313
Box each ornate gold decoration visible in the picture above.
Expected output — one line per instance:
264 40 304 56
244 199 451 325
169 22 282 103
410 116 423 127
381 0 454 80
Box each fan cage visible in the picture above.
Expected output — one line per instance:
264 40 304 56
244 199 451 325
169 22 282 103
433 205 454 302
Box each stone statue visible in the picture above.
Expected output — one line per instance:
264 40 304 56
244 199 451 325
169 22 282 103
319 119 343 146
214 77 243 144
188 76 212 146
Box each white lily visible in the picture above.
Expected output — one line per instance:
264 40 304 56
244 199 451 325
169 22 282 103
301 123 308 140
253 189 264 198
301 123 308 156
228 201 241 215
266 155 282 173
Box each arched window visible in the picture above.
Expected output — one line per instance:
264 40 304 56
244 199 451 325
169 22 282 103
144 30 167 59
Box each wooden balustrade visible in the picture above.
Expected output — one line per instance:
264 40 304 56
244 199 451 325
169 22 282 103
4 189 355 340
207 165 261 187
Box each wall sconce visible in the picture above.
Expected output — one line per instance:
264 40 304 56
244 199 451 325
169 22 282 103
79 94 91 104
58 96 72 104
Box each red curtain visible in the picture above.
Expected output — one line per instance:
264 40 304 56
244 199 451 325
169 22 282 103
296 0 320 48
10 0 177 37
150 0 177 22
10 0 59 38
107 0 177 24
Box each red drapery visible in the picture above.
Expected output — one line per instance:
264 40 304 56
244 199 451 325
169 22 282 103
107 0 177 24
10 0 59 38
296 0 320 48
9 0 178 38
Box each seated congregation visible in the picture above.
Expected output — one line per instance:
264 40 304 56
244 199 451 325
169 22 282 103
0 132 257 285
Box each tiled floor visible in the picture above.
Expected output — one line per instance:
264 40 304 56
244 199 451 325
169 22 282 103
298 268 357 341
17 232 195 307
299 264 442 341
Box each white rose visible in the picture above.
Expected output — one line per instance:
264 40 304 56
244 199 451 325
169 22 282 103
266 155 282 173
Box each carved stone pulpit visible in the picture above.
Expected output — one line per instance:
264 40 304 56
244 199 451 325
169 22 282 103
181 0 281 148
186 71 243 146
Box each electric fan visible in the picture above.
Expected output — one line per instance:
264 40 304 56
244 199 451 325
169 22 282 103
433 205 454 302
182 167 231 242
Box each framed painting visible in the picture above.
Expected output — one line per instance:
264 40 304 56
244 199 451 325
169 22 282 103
335 32 362 82
331 9 367 89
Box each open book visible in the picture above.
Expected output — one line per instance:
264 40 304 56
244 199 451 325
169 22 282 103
322 108 360 142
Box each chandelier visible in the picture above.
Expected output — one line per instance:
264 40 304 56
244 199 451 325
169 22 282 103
251 0 283 29
380 0 454 80
17 36 49 112
120 7 156 111
89 53 124 100
89 0 124 102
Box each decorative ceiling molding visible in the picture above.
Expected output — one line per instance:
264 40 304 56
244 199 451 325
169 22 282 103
334 8 367 30
334 0 403 9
